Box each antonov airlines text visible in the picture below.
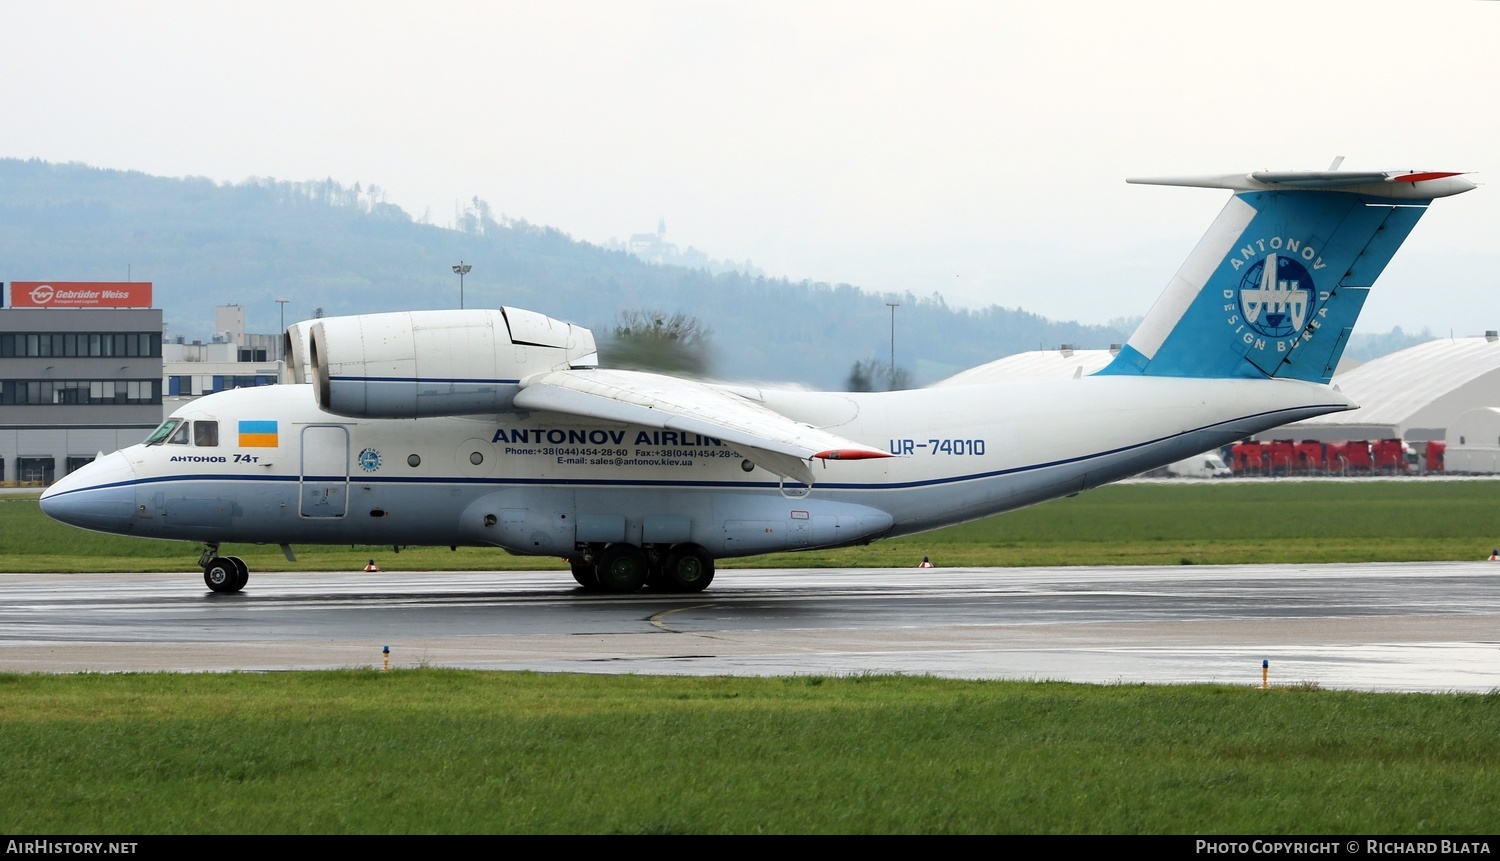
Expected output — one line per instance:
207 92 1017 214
491 428 728 447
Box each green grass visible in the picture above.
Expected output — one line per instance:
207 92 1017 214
5 480 1498 572
2 670 1498 834
7 484 1500 833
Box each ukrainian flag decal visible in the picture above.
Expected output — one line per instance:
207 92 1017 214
238 420 279 448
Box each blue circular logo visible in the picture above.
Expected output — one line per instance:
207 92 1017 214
1238 254 1316 339
358 448 382 472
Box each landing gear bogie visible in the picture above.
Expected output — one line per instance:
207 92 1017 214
570 543 717 597
572 542 715 594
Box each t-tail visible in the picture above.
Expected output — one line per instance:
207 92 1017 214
1097 169 1475 382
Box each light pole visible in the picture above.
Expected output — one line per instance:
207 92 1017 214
886 301 900 378
274 298 290 366
453 261 472 309
274 298 290 379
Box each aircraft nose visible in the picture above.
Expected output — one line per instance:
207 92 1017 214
39 451 139 532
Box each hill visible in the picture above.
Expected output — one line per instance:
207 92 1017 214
0 158 1129 387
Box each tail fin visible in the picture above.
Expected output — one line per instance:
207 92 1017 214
1097 169 1474 382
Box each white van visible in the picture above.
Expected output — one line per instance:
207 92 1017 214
1165 452 1233 478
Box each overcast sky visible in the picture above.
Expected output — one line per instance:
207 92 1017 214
5 1 1497 335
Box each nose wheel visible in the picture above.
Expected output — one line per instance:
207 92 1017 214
200 545 249 593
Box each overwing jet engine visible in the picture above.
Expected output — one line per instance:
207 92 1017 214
296 307 599 418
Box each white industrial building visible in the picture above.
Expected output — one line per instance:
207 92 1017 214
1269 333 1500 443
1446 407 1500 474
162 304 283 402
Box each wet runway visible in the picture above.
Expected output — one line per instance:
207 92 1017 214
2 563 1498 692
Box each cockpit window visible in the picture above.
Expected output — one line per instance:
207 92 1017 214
144 418 183 446
193 421 219 447
168 422 191 445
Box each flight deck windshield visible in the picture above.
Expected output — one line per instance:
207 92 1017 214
143 418 183 446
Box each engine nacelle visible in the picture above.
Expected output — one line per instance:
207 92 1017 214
306 307 598 418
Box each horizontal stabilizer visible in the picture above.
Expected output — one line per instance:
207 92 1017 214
1127 169 1475 199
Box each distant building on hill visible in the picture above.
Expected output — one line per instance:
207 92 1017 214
612 219 763 277
628 218 678 264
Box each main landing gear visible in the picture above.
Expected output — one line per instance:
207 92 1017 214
571 542 715 594
199 544 249 593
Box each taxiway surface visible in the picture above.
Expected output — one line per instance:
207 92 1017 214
2 563 1497 692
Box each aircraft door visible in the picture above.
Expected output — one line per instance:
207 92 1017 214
300 425 350 518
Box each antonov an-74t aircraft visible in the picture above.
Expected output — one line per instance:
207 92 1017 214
41 167 1475 594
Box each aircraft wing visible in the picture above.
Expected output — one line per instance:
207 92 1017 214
514 368 891 485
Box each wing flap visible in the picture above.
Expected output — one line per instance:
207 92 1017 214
513 369 890 485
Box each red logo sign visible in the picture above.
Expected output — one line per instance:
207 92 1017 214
9 282 153 308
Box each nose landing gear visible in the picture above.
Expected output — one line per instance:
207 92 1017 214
199 544 249 593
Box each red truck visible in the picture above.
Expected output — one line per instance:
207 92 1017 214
1231 441 1267 475
1325 440 1372 474
1425 440 1446 473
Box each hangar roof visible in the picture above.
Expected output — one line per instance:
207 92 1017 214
1293 336 1500 429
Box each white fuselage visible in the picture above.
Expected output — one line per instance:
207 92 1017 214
42 376 1351 559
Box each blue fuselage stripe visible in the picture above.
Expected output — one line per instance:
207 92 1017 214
329 376 522 385
41 402 1335 500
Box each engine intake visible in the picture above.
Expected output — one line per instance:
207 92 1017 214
306 308 598 418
